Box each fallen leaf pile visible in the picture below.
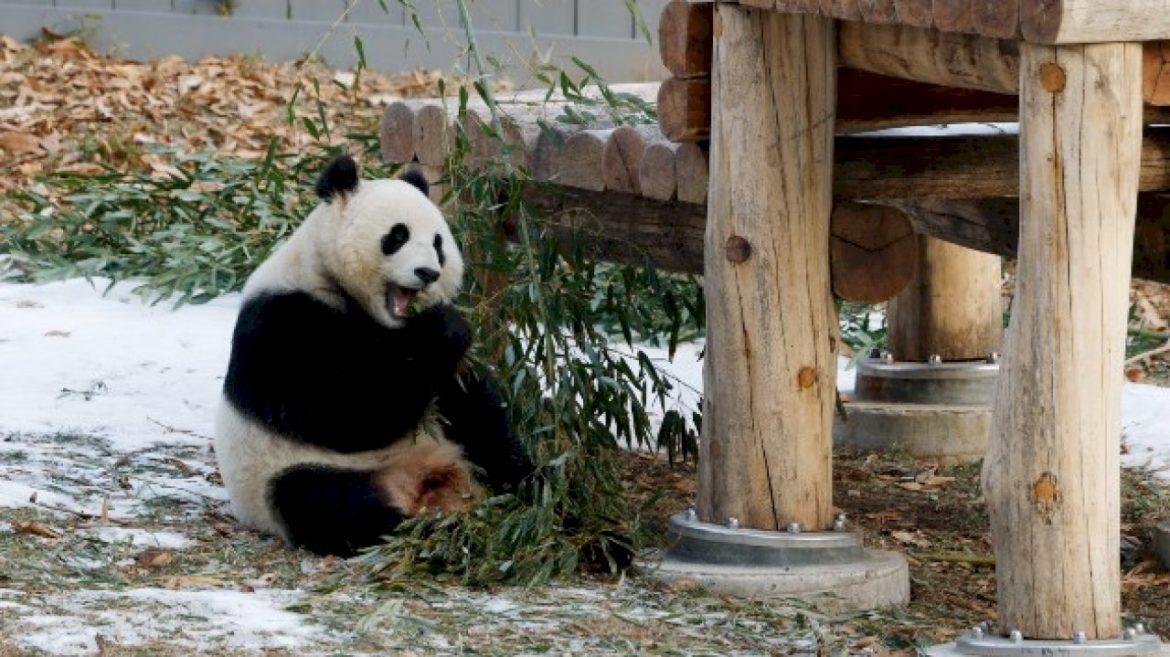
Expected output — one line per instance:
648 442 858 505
0 31 489 196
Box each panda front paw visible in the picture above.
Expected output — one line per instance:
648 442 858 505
411 303 472 362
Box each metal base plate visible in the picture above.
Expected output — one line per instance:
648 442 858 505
930 627 1166 657
664 512 864 567
854 356 999 406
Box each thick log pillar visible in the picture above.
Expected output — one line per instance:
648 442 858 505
698 4 837 531
983 42 1141 639
887 236 1002 362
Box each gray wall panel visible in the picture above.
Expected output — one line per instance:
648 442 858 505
517 0 572 36
111 0 171 11
288 0 344 21
53 0 115 8
230 0 287 19
575 0 631 39
0 4 665 79
346 0 403 25
470 0 518 33
172 0 224 14
405 0 460 30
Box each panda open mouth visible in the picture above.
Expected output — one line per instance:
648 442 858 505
386 283 420 319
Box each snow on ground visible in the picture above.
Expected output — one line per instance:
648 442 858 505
1 277 1169 654
6 587 323 656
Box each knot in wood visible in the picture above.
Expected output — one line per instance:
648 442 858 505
797 366 817 389
725 235 752 263
1039 63 1067 93
1031 472 1061 522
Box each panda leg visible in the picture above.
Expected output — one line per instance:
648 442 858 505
268 464 406 557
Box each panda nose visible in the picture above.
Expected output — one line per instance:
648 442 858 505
414 267 440 285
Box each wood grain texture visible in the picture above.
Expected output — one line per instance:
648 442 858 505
818 0 860 20
931 0 973 33
1145 41 1170 106
839 22 1019 95
517 183 705 273
639 141 680 201
659 0 714 78
699 5 837 531
892 196 1170 286
984 41 1141 640
603 125 657 194
972 0 1018 38
1021 0 1170 45
830 202 917 302
380 101 418 163
412 103 453 167
658 70 1021 140
856 0 898 23
893 0 933 26
675 141 709 204
657 76 712 142
887 235 1002 361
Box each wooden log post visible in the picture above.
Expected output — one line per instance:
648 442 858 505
983 42 1142 640
887 236 1002 362
699 5 837 531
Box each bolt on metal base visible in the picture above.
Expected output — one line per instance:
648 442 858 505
663 510 865 567
932 623 1166 657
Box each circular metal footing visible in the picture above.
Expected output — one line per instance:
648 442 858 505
928 627 1168 657
1155 520 1170 571
854 356 999 406
641 513 910 613
837 356 1000 464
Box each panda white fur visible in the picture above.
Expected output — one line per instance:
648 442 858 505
214 155 532 556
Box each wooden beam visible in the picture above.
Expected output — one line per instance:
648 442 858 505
517 183 704 273
834 128 1170 200
840 22 1170 106
699 5 837 531
659 69 1019 142
659 0 713 79
985 41 1140 640
510 183 1170 288
894 195 1170 308
703 0 1170 44
1021 0 1170 45
830 202 917 303
839 21 1018 95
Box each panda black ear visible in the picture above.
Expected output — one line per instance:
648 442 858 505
315 154 359 202
398 167 429 198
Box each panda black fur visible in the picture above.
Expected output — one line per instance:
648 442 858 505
215 155 533 557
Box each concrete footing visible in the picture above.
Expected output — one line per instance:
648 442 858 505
643 512 910 613
835 355 998 464
834 401 991 464
647 548 910 613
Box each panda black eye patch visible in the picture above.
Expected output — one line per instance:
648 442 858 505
433 234 445 266
381 224 410 255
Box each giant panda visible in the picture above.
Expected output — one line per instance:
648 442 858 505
214 154 533 557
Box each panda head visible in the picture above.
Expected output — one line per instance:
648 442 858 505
313 155 464 329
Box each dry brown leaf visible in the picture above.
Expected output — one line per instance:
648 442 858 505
161 574 229 589
136 548 175 568
0 131 41 154
865 510 904 523
14 520 59 539
1135 296 1169 331
890 530 931 547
